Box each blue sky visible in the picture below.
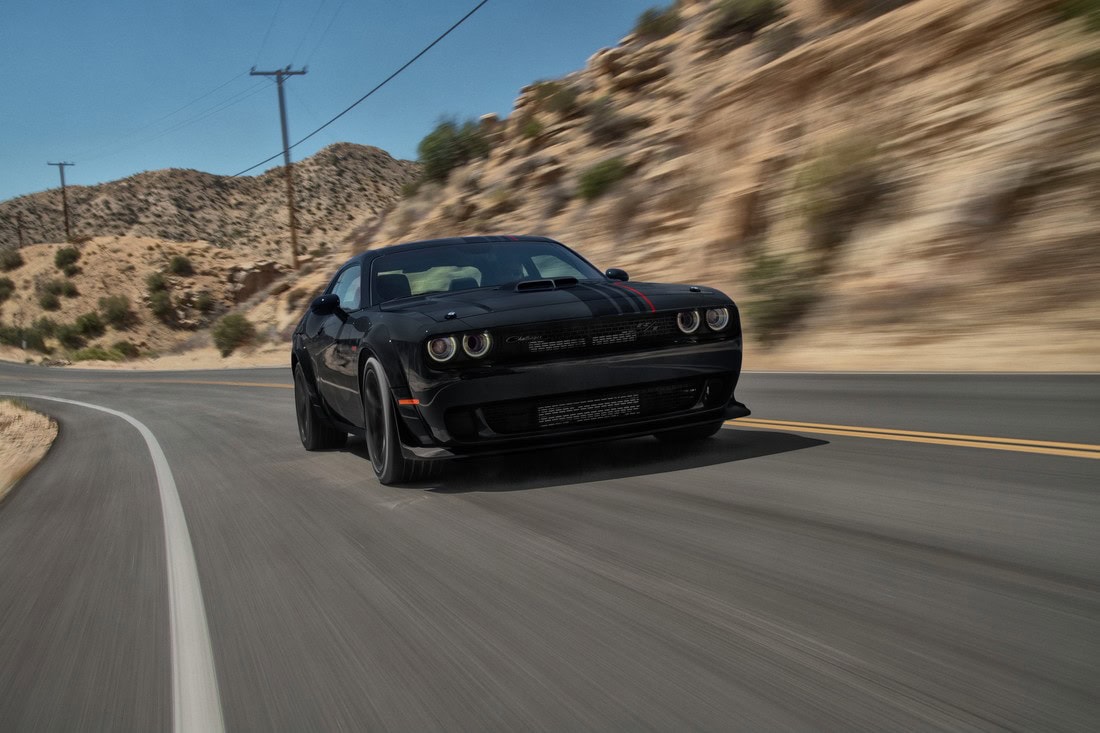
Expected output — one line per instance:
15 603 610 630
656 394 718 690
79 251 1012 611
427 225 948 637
1 0 662 203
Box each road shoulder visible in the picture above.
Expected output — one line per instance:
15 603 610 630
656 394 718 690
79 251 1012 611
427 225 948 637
0 399 57 502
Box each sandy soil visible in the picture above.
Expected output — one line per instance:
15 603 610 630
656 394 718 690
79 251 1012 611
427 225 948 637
0 400 58 502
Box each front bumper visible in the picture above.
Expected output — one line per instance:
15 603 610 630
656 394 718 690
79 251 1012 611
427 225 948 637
393 338 749 459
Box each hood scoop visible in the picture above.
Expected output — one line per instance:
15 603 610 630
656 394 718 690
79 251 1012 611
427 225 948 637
515 276 579 293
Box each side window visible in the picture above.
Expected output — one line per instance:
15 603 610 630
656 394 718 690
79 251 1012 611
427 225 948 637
330 264 362 309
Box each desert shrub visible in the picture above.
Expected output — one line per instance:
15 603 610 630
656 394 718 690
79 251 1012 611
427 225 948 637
797 139 882 251
634 5 682 41
61 263 81 277
168 255 194 276
149 290 173 322
40 278 79 297
195 291 215 314
70 346 123 362
60 280 78 297
99 295 137 329
705 0 784 41
417 118 491 183
212 314 256 357
1060 0 1100 30
54 246 80 269
32 317 57 337
583 98 644 145
55 324 85 349
745 252 818 346
400 180 421 198
0 249 23 272
146 271 168 293
38 292 60 311
0 324 47 352
75 311 105 338
531 81 580 117
519 115 545 140
112 340 141 359
578 158 630 201
0 277 13 304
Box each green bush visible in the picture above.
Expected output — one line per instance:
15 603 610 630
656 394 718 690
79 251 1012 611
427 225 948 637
519 115 545 140
0 249 24 272
147 271 168 293
212 314 256 357
112 340 141 359
578 158 629 201
583 97 643 145
149 290 173 322
54 246 80 269
195 291 216 314
38 292 60 311
0 324 48 353
0 277 13 304
42 278 78 297
61 280 78 297
75 311 105 338
62 263 81 277
797 139 882 252
745 252 818 346
33 317 57 337
1060 0 1100 30
705 0 784 41
634 5 682 41
168 255 194 276
531 81 580 117
417 118 491 183
70 346 123 362
55 324 85 350
99 295 138 329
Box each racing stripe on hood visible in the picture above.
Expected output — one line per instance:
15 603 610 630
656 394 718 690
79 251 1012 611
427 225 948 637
575 282 628 317
611 282 656 313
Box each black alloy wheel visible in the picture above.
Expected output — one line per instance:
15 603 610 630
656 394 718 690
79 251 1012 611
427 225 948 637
361 357 437 485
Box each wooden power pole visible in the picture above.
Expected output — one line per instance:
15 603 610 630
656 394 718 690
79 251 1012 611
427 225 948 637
47 161 75 242
250 66 307 270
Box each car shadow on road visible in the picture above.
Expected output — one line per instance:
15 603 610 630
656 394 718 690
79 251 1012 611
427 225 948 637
394 428 828 493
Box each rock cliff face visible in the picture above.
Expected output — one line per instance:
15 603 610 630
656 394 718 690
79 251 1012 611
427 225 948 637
364 0 1100 368
0 143 419 262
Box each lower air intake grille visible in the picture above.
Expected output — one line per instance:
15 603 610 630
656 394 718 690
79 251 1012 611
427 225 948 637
480 378 704 435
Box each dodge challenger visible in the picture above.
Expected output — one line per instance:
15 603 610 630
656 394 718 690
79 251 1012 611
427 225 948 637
291 235 750 484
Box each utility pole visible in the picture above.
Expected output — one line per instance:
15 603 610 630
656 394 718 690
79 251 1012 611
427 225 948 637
47 161 75 242
250 66 307 270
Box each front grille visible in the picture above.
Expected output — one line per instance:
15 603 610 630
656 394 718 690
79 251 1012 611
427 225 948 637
496 314 680 361
478 378 705 435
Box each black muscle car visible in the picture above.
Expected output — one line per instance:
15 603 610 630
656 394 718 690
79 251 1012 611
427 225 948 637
291 235 750 484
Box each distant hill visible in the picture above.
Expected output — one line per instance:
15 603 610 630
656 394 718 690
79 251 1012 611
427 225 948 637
0 143 419 260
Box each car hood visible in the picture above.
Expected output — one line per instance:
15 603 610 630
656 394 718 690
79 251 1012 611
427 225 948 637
379 280 732 328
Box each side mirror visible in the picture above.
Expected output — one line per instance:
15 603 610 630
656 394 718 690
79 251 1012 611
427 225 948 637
310 293 341 316
605 268 629 282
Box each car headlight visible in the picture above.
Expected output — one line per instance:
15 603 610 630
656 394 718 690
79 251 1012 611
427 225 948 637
705 307 730 331
677 310 701 334
462 331 492 358
427 336 457 362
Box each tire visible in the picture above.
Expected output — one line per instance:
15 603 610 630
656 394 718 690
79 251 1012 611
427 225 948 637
294 363 347 451
361 357 437 485
654 420 725 443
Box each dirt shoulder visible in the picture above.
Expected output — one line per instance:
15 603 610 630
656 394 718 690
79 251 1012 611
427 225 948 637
0 400 58 502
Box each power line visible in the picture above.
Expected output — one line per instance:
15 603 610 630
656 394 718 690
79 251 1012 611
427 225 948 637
304 0 350 66
230 0 491 177
292 0 329 64
254 0 286 66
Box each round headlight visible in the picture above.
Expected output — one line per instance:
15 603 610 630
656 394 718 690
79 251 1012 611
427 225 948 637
677 310 701 334
427 336 457 362
462 331 493 358
705 307 730 331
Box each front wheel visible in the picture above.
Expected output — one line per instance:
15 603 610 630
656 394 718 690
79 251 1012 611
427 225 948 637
361 358 437 485
654 420 725 443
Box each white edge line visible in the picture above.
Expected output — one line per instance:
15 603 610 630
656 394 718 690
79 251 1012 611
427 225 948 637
4 393 225 733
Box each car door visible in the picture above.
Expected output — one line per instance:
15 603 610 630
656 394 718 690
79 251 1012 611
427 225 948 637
312 262 363 422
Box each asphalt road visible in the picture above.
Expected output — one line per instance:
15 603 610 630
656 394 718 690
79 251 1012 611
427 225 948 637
1 362 1098 731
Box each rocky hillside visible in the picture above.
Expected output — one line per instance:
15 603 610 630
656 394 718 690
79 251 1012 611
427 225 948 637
0 143 419 261
353 0 1100 369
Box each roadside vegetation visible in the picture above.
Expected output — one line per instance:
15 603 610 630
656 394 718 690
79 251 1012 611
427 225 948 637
212 314 256 357
578 157 630 201
417 118 492 184
634 5 682 41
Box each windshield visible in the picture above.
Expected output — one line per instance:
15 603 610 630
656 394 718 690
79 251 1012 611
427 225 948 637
371 240 602 303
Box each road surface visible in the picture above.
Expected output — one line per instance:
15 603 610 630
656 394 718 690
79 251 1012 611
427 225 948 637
1 362 1097 731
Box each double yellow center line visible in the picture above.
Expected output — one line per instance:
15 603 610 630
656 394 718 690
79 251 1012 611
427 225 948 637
729 418 1100 460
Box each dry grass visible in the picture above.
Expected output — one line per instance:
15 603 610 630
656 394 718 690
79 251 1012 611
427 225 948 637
0 400 58 502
